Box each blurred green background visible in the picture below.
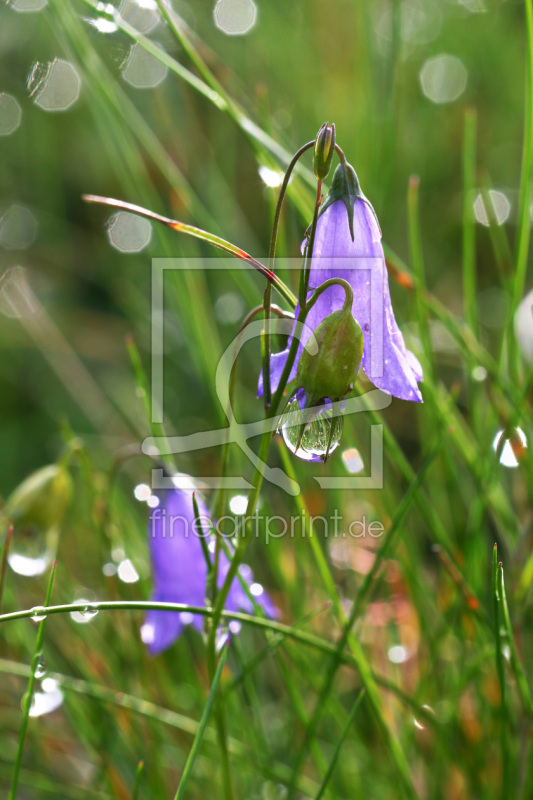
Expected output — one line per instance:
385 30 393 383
1 0 533 798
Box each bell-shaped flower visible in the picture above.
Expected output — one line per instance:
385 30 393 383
141 486 276 655
263 161 423 405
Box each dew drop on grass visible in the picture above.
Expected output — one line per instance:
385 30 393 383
280 397 343 462
70 599 99 623
8 525 54 577
30 606 46 622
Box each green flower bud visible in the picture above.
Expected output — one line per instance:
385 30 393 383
314 122 336 181
4 464 72 532
296 304 363 408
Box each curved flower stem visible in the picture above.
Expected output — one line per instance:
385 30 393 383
334 143 347 165
263 141 314 409
206 276 355 687
269 277 353 414
299 179 323 307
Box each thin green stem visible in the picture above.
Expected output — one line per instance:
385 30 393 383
8 561 57 800
511 0 533 380
263 140 315 408
83 194 297 309
174 645 228 800
462 108 477 334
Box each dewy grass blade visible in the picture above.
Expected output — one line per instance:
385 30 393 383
314 689 365 800
173 643 228 800
493 545 510 797
497 560 533 717
8 561 57 800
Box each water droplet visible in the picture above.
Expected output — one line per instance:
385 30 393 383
34 657 46 678
280 398 343 462
70 599 99 624
493 427 527 468
29 684 63 717
8 526 54 577
30 606 47 622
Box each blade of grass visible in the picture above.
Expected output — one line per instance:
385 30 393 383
315 690 365 800
173 643 228 800
462 108 477 334
511 0 533 376
8 561 57 800
497 560 533 717
493 544 509 798
132 761 144 800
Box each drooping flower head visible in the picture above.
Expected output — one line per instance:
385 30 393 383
264 160 423 416
141 484 275 655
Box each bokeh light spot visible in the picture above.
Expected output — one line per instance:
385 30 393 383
515 289 533 362
29 59 81 112
0 93 22 136
474 190 510 226
119 0 160 34
420 54 467 104
342 448 365 474
477 287 510 328
214 292 245 325
88 16 119 33
107 212 152 252
0 204 38 250
258 165 284 188
214 0 257 35
8 0 47 11
122 44 168 89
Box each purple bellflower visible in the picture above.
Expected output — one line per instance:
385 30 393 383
141 485 276 655
263 162 423 406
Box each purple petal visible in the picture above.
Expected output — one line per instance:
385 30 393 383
260 198 422 403
143 487 276 655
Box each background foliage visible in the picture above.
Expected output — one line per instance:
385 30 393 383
1 0 533 797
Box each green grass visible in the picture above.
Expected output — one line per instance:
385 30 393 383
1 0 533 798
